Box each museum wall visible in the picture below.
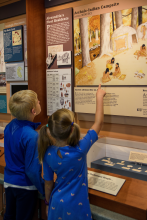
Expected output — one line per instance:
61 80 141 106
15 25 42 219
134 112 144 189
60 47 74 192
0 0 147 143
45 0 147 142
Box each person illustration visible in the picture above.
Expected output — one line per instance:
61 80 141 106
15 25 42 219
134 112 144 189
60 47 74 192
106 57 115 70
135 44 147 60
102 68 111 83
46 53 56 68
113 63 121 77
46 53 52 68
38 84 106 220
142 25 147 40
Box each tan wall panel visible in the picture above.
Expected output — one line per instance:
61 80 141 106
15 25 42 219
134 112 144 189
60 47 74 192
0 14 26 25
46 0 104 13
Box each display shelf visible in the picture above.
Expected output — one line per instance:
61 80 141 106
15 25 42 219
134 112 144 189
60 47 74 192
91 157 147 181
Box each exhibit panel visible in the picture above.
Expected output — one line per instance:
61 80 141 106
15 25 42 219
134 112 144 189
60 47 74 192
74 87 147 117
0 0 147 219
0 15 27 117
73 0 147 122
3 25 23 63
74 0 147 86
45 7 74 115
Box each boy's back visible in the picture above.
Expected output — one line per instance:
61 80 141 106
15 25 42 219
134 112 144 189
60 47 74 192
4 118 41 189
4 90 44 220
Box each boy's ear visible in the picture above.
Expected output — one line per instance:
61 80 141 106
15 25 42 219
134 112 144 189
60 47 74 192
32 108 36 115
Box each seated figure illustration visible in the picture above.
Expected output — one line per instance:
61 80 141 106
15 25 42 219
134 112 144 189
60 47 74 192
106 57 115 70
134 44 147 60
113 63 121 78
102 68 111 83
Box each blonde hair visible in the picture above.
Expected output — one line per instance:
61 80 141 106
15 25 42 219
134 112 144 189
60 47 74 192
9 90 38 120
38 109 80 163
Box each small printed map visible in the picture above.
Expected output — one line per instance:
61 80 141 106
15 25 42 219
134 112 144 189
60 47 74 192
17 66 22 78
12 30 22 46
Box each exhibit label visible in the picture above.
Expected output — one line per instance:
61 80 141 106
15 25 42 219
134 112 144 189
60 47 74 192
88 170 125 196
74 0 147 19
6 62 24 81
45 8 73 69
129 151 147 164
46 69 72 115
74 87 147 118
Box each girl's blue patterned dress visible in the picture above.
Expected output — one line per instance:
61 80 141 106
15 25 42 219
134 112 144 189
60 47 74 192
43 129 98 220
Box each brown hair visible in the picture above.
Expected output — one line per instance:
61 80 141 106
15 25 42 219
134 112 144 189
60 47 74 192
38 109 80 163
9 90 38 120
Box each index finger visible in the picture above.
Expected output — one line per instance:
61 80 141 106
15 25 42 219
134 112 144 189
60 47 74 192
98 84 101 89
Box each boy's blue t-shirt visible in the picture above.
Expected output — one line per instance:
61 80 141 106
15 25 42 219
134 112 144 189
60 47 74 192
4 118 44 195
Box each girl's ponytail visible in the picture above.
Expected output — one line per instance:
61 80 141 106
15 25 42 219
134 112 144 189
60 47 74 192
38 125 52 163
67 122 80 146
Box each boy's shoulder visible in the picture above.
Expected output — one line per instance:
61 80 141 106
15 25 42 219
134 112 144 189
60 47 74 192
22 124 38 139
5 118 39 138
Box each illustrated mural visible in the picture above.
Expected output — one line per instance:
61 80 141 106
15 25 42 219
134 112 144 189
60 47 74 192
74 5 147 86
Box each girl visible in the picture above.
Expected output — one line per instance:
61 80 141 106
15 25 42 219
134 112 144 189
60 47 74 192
38 84 106 220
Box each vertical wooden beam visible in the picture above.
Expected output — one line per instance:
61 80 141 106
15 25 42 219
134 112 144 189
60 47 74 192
26 0 48 126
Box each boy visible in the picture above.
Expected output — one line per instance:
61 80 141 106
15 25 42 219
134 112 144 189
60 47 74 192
4 90 44 220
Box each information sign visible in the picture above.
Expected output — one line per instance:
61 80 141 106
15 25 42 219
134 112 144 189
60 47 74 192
88 170 125 196
3 25 23 62
46 69 72 115
129 151 147 164
6 62 24 81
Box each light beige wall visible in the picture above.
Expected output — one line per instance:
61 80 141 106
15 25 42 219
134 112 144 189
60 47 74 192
46 0 104 13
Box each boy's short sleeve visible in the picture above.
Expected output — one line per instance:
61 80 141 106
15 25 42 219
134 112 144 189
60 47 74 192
43 159 54 181
78 129 98 155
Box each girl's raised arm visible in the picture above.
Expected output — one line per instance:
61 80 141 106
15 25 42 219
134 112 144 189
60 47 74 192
91 84 106 134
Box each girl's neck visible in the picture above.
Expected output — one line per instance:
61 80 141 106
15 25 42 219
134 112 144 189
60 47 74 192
55 140 68 147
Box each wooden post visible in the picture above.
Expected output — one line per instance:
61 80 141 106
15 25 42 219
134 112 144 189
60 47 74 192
26 0 48 127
